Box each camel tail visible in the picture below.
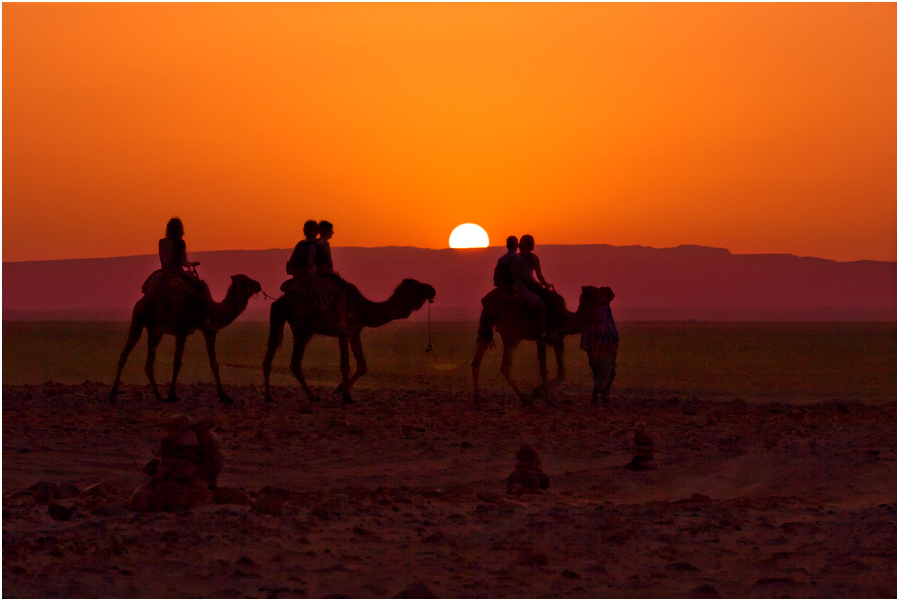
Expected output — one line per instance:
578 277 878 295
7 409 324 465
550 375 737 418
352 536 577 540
476 308 495 344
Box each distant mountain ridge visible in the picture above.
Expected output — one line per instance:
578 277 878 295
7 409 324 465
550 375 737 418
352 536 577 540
2 245 896 321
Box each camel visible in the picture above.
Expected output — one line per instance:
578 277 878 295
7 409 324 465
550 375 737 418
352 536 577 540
471 285 610 406
109 274 262 404
263 278 436 404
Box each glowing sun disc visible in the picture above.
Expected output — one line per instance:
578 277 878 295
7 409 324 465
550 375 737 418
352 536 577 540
449 223 490 248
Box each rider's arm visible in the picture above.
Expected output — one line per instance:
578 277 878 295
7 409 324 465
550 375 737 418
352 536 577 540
532 255 549 287
181 243 200 268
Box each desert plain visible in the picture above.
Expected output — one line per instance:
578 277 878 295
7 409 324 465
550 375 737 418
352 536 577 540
2 320 896 598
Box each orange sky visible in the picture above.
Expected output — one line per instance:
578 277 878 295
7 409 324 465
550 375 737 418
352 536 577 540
3 3 896 262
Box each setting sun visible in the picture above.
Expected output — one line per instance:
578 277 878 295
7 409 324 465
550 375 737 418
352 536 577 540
449 224 490 249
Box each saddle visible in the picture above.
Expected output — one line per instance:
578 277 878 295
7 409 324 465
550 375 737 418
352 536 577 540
280 278 335 311
142 269 208 303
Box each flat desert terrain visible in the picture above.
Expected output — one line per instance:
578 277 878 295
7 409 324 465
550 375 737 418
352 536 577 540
2 321 896 598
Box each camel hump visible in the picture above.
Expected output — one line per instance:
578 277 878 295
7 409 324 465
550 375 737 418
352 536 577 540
481 287 520 308
142 269 204 301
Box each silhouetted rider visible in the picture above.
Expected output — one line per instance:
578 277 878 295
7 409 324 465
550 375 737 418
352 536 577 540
158 217 212 303
517 234 557 340
286 219 349 332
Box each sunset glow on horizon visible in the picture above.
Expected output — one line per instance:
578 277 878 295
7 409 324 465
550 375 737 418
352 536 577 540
449 224 490 249
3 3 896 263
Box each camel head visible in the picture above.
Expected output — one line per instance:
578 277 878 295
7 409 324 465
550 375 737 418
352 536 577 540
580 285 615 310
394 278 437 313
228 274 263 300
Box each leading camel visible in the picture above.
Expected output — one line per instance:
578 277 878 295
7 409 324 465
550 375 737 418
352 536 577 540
472 285 610 406
109 274 262 404
263 278 436 404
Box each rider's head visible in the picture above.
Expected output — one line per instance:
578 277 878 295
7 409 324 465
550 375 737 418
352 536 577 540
506 235 518 251
303 220 319 239
165 217 184 239
519 234 535 252
318 220 334 239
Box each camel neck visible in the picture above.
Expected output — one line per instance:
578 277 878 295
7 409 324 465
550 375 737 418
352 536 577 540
210 286 251 330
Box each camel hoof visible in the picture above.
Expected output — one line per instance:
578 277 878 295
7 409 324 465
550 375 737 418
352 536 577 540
164 395 180 403
341 392 354 405
264 395 275 403
219 394 234 405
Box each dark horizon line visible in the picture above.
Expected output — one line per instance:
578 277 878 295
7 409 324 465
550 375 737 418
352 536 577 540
4 243 896 265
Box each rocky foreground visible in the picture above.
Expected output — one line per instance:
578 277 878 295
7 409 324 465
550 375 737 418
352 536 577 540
2 382 896 598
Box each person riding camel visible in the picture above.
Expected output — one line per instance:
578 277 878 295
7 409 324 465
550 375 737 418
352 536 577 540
153 217 213 302
493 235 520 288
315 220 349 326
285 219 349 332
517 234 558 341
493 234 550 341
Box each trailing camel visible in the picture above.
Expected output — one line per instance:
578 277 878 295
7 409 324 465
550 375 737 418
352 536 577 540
263 278 436 404
109 274 262 404
472 285 611 406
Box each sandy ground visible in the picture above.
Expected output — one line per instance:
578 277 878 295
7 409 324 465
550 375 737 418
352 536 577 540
2 381 896 598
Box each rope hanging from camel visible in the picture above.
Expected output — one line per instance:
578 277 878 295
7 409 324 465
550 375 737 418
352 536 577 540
425 299 477 373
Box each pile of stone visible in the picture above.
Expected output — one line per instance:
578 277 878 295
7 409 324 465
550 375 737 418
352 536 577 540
630 422 656 470
131 415 225 512
506 444 550 494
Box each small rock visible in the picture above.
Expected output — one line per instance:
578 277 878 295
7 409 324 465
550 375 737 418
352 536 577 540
58 484 82 499
395 582 436 598
689 585 720 598
48 504 75 521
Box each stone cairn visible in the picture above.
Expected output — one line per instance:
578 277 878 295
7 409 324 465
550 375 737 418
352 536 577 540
131 415 224 512
506 444 550 494
630 422 656 470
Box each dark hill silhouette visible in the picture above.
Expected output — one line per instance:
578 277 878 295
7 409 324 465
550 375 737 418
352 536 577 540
2 245 895 321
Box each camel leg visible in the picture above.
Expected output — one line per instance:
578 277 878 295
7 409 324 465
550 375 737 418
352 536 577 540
471 339 492 408
145 331 165 401
336 334 368 393
499 342 529 405
263 304 287 403
166 334 187 403
549 340 566 385
535 342 555 406
109 314 144 402
203 329 233 404
288 332 319 403
338 335 354 405
262 338 278 403
534 340 566 397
